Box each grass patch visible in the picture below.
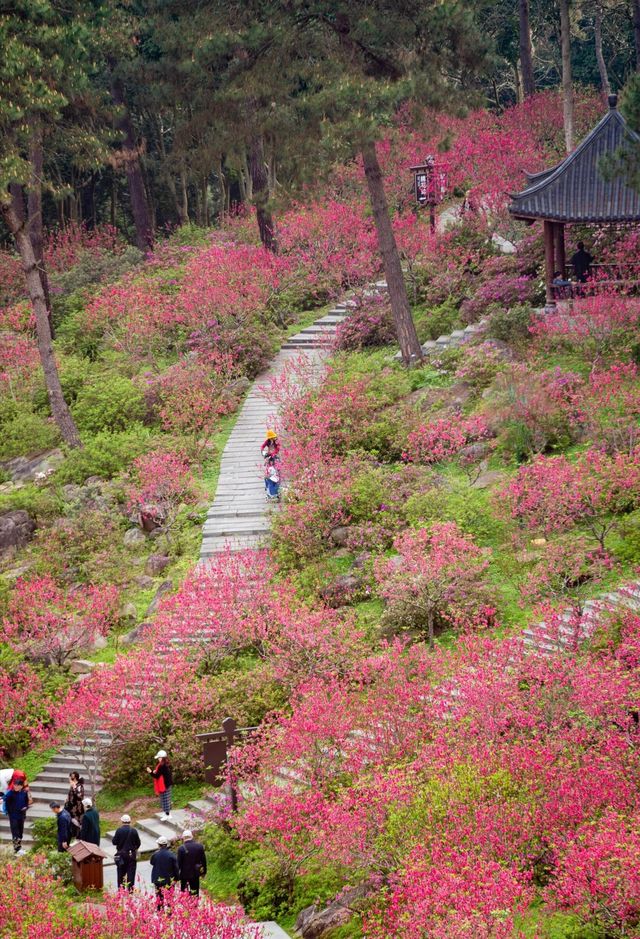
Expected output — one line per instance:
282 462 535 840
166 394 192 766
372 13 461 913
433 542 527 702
96 780 205 813
9 746 56 781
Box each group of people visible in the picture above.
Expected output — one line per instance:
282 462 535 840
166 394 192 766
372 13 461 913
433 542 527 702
552 241 594 297
113 814 207 905
261 429 281 501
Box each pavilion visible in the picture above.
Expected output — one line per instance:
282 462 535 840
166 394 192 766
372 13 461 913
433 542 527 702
509 94 640 306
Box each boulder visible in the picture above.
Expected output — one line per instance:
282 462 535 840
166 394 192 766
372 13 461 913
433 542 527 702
69 659 96 675
328 526 350 548
2 562 33 581
139 504 165 532
471 469 505 490
123 527 146 547
145 554 171 576
296 882 378 939
0 449 64 483
120 622 149 646
90 634 108 651
120 602 138 621
145 579 173 617
0 510 36 556
458 441 493 464
135 575 155 590
319 574 363 608
414 380 473 416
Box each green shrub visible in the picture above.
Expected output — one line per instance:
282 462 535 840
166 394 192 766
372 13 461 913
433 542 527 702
0 411 60 460
0 483 63 523
31 817 59 851
72 374 147 434
487 303 533 349
50 245 143 301
54 424 154 484
414 297 461 342
32 354 93 412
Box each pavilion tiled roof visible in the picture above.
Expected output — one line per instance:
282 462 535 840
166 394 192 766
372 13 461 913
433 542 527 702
510 97 640 223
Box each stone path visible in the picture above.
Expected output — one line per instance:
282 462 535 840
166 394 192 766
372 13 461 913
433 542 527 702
199 300 359 561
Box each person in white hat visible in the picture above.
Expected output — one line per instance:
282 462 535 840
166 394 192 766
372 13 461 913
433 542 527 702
177 829 207 897
146 749 173 822
111 814 141 891
150 834 179 909
79 796 100 846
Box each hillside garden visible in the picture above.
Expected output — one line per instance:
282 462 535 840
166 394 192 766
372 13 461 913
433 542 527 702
2 87 640 939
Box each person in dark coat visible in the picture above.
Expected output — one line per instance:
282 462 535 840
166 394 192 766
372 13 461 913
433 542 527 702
79 797 100 846
146 749 173 822
570 241 593 283
150 835 179 908
50 801 73 851
177 829 207 896
5 780 30 854
111 814 141 891
65 771 85 832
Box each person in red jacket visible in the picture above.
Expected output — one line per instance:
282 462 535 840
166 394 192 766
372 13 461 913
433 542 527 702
146 749 173 822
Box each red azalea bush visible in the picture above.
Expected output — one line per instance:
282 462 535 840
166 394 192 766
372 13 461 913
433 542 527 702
333 293 396 351
126 449 201 533
404 416 491 464
501 447 640 548
3 576 120 666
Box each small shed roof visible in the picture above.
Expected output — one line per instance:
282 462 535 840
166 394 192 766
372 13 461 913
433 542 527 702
68 840 110 862
510 96 640 223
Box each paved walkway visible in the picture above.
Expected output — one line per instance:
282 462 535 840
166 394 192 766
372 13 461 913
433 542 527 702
199 301 357 561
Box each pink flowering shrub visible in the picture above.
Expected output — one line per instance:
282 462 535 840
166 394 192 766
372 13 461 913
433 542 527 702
126 449 200 534
520 536 614 607
531 293 640 364
404 416 491 464
0 661 63 758
374 523 495 642
501 447 640 549
3 576 120 666
0 856 259 939
574 362 640 455
333 292 396 351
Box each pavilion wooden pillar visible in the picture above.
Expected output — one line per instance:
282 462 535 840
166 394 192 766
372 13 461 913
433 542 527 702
554 222 566 276
543 220 556 307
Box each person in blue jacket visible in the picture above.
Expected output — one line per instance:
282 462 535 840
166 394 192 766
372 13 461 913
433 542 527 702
50 801 73 851
5 779 30 855
150 835 179 908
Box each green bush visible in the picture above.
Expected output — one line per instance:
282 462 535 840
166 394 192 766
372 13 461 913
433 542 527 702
31 816 59 852
0 482 63 523
32 355 93 412
0 411 60 460
50 245 143 301
54 424 154 484
487 303 533 349
414 297 461 342
71 374 147 434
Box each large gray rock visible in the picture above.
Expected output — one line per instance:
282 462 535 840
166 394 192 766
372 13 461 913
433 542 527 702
123 527 146 547
0 449 64 483
329 526 350 548
0 510 36 555
296 882 377 939
145 554 171 576
120 621 150 646
145 579 173 616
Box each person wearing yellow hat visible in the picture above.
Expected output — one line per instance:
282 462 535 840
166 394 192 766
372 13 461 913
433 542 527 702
261 429 280 460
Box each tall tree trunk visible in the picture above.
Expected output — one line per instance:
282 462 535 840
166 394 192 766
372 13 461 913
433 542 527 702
156 119 188 226
634 0 640 71
111 75 153 251
559 0 575 152
1 194 82 448
248 134 277 252
28 125 53 331
594 8 611 97
519 0 536 98
179 162 189 224
361 140 423 365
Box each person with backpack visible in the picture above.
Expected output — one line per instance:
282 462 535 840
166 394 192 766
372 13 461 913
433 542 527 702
50 801 73 851
177 829 207 897
111 814 141 891
5 779 30 855
146 750 173 822
150 835 179 909
79 797 100 846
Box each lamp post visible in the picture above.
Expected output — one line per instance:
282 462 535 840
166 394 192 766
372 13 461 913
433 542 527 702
411 156 449 233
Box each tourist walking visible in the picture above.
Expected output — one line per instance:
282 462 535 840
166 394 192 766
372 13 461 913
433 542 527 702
177 829 207 896
150 835 179 909
111 813 141 892
5 778 30 855
79 797 100 846
50 801 73 852
264 457 281 501
146 749 173 822
65 771 85 832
